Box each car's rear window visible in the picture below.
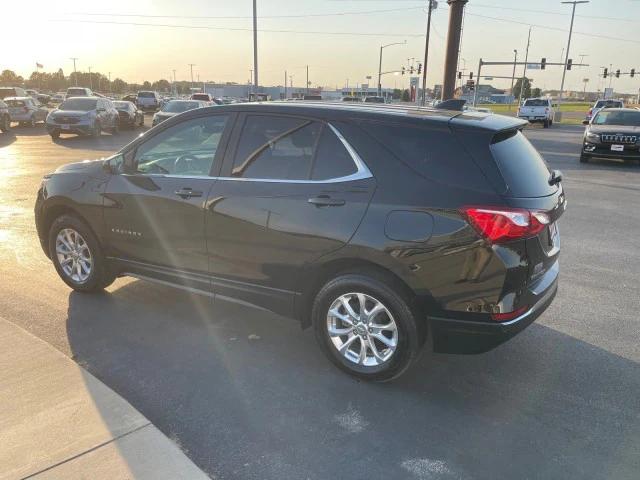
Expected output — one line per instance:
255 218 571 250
6 100 26 107
523 99 549 107
191 94 209 101
59 98 97 111
595 100 623 109
138 92 155 98
67 88 87 96
490 130 556 197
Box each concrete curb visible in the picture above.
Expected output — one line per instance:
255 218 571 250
0 317 210 480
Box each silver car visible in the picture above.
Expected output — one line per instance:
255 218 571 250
46 96 119 139
151 100 207 126
0 100 10 132
5 97 48 127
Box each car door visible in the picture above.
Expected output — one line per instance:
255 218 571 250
205 113 376 316
103 112 233 292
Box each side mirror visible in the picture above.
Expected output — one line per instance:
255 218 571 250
582 120 589 125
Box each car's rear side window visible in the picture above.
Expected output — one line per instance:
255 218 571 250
490 130 556 197
359 121 491 191
311 127 357 180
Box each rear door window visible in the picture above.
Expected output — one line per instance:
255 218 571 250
490 130 556 197
231 115 322 180
311 127 358 180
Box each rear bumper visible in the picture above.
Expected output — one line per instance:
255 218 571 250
430 261 559 354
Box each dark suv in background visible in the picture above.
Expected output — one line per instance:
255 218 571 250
35 103 565 380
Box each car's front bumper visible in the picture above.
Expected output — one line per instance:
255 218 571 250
430 260 559 354
583 143 640 160
46 121 93 135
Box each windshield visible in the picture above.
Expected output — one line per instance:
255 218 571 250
161 101 200 113
59 98 97 111
67 88 87 96
595 100 623 109
524 99 548 107
593 110 640 126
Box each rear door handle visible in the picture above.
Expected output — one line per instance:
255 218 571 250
175 188 203 199
308 195 345 207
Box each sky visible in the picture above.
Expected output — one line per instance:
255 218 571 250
3 0 640 94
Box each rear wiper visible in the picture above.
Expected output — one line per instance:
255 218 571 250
549 169 563 186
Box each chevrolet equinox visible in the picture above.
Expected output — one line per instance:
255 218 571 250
35 103 565 381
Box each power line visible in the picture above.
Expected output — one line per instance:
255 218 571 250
66 6 424 20
470 3 636 23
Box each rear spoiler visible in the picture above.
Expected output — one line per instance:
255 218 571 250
435 99 466 111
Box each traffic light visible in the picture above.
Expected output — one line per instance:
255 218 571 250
417 63 422 75
566 59 572 70
466 79 475 91
616 69 620 78
541 58 546 70
469 72 473 79
410 67 414 74
603 68 608 78
631 69 635 78
457 71 462 79
401 66 405 75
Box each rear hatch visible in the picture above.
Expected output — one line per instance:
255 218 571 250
519 99 549 118
451 117 565 284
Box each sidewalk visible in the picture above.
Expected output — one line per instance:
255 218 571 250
0 317 209 480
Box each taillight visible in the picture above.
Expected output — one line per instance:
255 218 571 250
23 107 29 113
491 305 529 322
545 107 549 113
588 108 592 115
461 206 550 244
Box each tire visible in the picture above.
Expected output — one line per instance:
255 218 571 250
312 273 425 382
112 121 119 134
48 214 115 292
29 115 36 128
580 153 589 163
0 115 9 132
138 115 144 127
50 131 60 140
92 121 101 138
543 119 550 128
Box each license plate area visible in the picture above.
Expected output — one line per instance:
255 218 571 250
611 144 624 152
61 125 70 130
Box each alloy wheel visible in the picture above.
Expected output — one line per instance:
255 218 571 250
326 292 398 366
55 228 93 283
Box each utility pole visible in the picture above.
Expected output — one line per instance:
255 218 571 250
441 0 468 100
188 64 196 90
378 41 406 97
421 0 436 105
557 1 589 111
172 69 176 95
306 65 309 94
88 66 92 90
518 26 532 107
509 49 518 111
284 70 287 99
70 57 78 86
108 72 111 93
252 0 259 98
290 75 293 97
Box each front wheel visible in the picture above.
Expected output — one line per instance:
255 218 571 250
48 214 115 292
543 119 550 128
580 153 589 163
0 115 9 132
312 273 425 381
92 121 101 138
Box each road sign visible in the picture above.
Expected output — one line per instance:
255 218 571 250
361 83 369 91
526 64 541 70
410 77 420 88
604 87 613 99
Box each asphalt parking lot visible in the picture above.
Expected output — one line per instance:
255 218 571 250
0 121 638 479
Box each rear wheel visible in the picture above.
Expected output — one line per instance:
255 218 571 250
312 273 425 381
112 121 119 134
28 115 36 127
580 153 589 163
92 121 101 138
0 115 9 132
543 119 550 128
48 214 115 292
50 131 60 140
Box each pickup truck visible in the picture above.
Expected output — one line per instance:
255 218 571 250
136 91 161 112
517 98 554 128
585 99 623 123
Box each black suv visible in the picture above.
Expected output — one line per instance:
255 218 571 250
581 108 640 164
35 103 565 381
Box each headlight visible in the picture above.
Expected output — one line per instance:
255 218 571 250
585 132 600 143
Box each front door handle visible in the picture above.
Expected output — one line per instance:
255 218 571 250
175 188 203 199
308 195 345 207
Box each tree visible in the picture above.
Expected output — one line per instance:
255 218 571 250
513 77 532 100
152 79 171 92
401 89 410 102
392 88 402 100
531 87 542 97
0 70 24 86
111 78 127 94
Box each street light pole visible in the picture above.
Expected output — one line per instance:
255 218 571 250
70 57 78 86
188 64 196 90
509 49 517 111
252 0 258 98
421 0 436 105
557 1 589 110
518 26 532 108
88 66 92 90
306 65 309 95
378 41 406 97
